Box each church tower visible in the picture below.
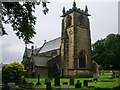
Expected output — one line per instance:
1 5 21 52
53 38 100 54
61 1 94 77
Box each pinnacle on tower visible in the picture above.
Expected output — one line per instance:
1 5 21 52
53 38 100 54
62 7 65 14
73 0 76 7
85 5 88 13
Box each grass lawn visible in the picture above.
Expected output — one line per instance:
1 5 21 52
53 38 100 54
25 71 120 89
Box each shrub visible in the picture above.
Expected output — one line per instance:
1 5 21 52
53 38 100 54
99 65 104 70
2 62 25 82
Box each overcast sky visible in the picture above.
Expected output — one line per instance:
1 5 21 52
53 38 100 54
0 0 119 64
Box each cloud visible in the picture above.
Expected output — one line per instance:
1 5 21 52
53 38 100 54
1 24 25 64
2 41 24 64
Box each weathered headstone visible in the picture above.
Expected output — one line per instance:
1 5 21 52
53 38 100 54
26 83 34 89
7 82 15 87
61 82 69 90
54 77 60 86
94 78 98 83
101 70 104 75
83 80 88 87
75 80 82 88
46 81 52 90
69 78 74 85
112 71 116 78
45 78 50 85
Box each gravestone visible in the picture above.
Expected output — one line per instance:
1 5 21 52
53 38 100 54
46 81 52 90
112 71 115 77
101 70 104 75
94 78 98 83
75 80 82 88
83 80 88 87
10 77 14 82
61 82 69 90
69 78 74 85
87 79 93 82
26 83 34 89
54 77 60 86
7 82 15 87
45 78 50 85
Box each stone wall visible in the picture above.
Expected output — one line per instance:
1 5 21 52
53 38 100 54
39 49 60 57
47 55 61 78
65 69 93 78
35 67 48 77
76 26 92 69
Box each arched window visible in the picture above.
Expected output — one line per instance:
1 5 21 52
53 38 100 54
79 15 84 25
78 50 87 68
66 15 72 28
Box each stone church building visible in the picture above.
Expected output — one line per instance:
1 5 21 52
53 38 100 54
22 1 98 78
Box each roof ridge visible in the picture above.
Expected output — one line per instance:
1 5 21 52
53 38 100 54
36 42 46 55
46 37 61 43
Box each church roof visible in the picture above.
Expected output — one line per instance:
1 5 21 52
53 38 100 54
32 55 50 67
38 37 61 54
23 37 61 59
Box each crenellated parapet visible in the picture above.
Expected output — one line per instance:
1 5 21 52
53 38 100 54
61 1 90 17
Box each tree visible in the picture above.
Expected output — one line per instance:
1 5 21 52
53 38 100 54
2 62 25 83
0 1 49 44
92 34 120 70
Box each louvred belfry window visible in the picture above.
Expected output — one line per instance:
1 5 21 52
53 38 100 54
66 15 72 28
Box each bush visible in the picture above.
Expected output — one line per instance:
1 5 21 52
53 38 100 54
2 62 25 82
99 65 104 70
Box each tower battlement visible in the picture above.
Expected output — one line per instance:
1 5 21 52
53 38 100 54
61 1 90 17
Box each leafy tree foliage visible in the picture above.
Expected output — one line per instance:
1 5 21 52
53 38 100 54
2 62 25 82
1 1 49 44
92 34 120 70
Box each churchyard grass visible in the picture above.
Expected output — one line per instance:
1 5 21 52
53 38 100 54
9 70 119 89
25 78 119 89
25 70 119 89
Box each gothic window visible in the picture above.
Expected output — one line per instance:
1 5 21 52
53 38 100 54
79 15 84 25
54 63 60 77
78 50 87 68
66 15 72 28
79 15 89 28
84 17 89 28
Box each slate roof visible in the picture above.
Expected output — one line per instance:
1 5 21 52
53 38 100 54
23 37 61 59
32 55 50 67
38 37 61 54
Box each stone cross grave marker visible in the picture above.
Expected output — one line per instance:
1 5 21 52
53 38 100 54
36 74 41 85
54 77 60 86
